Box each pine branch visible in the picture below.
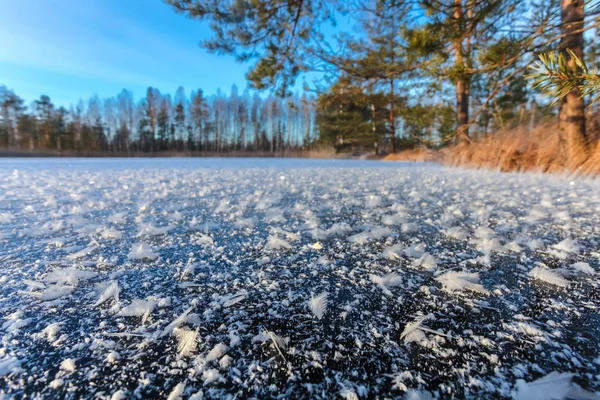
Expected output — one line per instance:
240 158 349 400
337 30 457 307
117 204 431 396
527 49 600 105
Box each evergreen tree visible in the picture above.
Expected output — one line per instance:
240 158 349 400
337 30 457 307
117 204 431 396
0 86 25 149
138 88 158 152
18 113 36 151
157 98 171 151
34 95 55 149
403 0 529 142
54 106 67 152
174 101 186 149
116 89 134 152
237 94 249 150
191 89 209 149
316 77 388 153
346 0 411 153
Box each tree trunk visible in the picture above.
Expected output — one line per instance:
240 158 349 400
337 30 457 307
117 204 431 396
389 81 396 153
454 0 470 143
2 106 12 149
559 0 587 167
389 8 397 154
456 79 470 143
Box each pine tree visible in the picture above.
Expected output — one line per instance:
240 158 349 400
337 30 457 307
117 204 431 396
18 113 36 151
251 93 262 150
138 88 158 152
237 95 248 150
404 0 529 142
54 107 67 152
157 98 171 151
191 90 209 150
346 0 411 153
316 77 388 153
174 101 186 149
0 86 25 149
34 95 55 149
117 89 134 152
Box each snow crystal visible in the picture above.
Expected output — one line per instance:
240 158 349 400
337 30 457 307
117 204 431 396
571 262 595 275
382 243 404 260
309 292 329 320
127 242 159 260
264 235 292 250
174 328 199 357
95 280 120 306
412 253 438 270
528 266 569 288
117 299 157 325
60 358 76 372
167 382 186 400
49 378 64 389
552 238 581 255
202 369 221 385
205 343 228 362
513 372 598 400
435 271 490 295
444 226 469 240
44 267 98 286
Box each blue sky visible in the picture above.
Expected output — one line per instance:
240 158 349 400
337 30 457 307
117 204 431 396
0 0 258 106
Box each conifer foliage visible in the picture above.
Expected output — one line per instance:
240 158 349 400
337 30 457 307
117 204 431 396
167 0 600 156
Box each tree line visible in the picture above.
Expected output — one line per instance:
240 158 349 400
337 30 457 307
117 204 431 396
167 0 600 164
0 85 318 155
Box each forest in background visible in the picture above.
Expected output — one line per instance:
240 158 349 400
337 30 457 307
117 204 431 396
0 86 320 156
1 0 600 166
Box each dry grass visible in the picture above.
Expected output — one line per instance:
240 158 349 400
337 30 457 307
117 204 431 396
383 122 600 175
383 147 439 162
440 123 600 175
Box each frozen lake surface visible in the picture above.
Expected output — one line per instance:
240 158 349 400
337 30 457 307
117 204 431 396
1 158 600 399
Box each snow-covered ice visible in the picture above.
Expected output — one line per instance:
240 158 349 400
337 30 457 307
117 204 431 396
1 158 600 399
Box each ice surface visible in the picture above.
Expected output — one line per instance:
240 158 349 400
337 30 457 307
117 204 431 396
0 158 599 398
